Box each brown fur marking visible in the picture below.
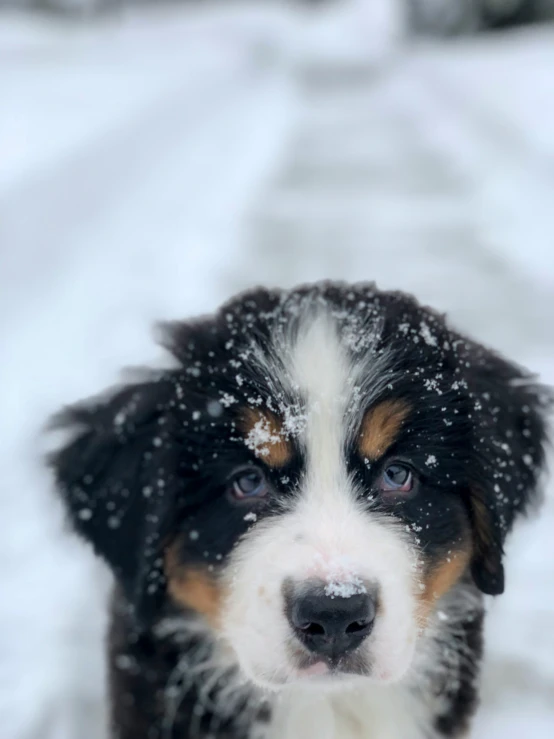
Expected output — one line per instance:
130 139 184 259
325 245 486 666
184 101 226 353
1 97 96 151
164 543 223 628
239 408 292 467
358 399 410 461
418 545 471 622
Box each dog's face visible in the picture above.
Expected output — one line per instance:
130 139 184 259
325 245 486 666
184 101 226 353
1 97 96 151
51 284 550 691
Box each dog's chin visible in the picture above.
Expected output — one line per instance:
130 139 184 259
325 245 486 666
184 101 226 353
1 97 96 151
292 664 371 692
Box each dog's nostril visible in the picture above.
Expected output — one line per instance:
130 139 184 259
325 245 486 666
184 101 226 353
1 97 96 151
345 619 370 635
300 621 325 636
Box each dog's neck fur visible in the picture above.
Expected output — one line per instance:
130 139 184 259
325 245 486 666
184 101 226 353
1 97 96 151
109 580 483 739
268 683 427 739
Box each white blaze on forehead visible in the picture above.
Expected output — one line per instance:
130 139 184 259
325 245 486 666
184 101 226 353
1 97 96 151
288 314 351 501
223 306 419 690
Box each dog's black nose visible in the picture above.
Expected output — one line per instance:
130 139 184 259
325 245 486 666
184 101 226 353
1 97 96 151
288 587 376 660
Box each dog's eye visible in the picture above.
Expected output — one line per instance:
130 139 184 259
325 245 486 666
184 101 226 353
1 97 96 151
380 463 414 494
230 468 268 501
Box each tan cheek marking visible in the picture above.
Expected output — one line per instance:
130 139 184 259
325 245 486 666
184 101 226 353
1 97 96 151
418 546 472 623
164 544 223 629
358 399 411 461
239 407 292 468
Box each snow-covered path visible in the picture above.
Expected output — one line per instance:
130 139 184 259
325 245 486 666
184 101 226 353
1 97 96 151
1 3 553 738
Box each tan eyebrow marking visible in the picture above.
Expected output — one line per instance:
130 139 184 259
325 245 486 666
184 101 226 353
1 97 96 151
358 399 411 461
239 408 292 468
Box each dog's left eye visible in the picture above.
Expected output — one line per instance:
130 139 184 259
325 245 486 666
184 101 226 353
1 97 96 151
230 468 268 501
380 463 414 494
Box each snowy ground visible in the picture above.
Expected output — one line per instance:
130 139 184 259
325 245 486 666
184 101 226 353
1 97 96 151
1 2 553 738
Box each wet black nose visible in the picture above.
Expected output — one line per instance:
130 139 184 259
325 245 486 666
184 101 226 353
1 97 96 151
288 587 376 659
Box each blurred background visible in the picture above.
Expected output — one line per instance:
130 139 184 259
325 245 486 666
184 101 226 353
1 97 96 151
1 0 553 737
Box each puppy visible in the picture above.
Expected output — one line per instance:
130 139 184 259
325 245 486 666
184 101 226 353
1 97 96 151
50 282 551 739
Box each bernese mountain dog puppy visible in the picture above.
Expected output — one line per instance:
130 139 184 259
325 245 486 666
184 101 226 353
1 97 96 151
50 282 551 739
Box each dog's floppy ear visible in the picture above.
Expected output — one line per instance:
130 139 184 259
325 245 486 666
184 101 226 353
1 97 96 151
462 343 551 596
49 374 181 625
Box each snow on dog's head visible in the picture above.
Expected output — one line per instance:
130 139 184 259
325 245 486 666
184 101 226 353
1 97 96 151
50 282 550 691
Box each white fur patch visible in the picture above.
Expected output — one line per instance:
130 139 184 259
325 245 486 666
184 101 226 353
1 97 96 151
267 683 429 739
223 307 421 692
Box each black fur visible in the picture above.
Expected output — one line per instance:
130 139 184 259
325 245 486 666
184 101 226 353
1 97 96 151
109 590 267 739
49 282 551 739
434 594 484 737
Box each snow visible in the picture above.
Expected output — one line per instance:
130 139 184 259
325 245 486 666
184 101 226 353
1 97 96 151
245 416 283 458
207 400 224 417
1 1 553 738
324 577 368 600
314 554 369 600
419 321 438 347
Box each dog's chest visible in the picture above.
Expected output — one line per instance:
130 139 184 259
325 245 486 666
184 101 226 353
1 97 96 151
263 683 431 739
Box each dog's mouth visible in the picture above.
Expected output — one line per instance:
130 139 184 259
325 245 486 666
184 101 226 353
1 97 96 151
292 651 372 684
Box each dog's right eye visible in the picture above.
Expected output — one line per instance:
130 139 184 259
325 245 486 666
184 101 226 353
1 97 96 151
381 463 413 493
229 468 268 502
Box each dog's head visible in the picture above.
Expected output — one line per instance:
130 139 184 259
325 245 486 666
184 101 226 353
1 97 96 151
50 283 550 690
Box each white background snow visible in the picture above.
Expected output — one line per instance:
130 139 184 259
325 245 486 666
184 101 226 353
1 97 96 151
1 1 553 737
